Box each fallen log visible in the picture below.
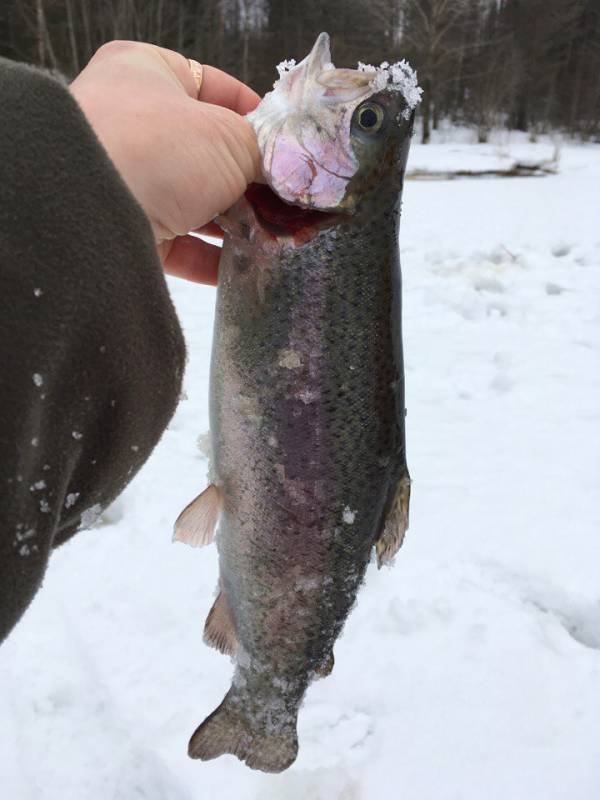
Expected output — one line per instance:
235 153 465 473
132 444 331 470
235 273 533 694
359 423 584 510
407 157 559 181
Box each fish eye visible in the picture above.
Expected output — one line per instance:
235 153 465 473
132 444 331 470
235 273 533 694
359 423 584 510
355 102 385 133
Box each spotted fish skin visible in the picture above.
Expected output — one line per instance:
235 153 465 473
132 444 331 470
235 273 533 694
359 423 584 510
186 34 417 773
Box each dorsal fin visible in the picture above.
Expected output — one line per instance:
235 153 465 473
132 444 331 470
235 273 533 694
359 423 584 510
173 484 222 547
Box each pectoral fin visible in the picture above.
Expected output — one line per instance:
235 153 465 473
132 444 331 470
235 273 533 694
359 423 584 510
376 473 411 568
173 484 222 547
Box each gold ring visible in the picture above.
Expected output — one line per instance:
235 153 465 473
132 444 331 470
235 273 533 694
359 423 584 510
188 58 203 97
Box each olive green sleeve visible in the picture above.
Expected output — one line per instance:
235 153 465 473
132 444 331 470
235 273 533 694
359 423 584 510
0 57 186 641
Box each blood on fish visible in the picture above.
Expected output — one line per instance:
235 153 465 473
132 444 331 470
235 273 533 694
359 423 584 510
245 184 335 242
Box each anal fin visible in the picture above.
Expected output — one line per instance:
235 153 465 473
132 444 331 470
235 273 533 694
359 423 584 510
376 472 411 568
203 589 238 656
173 484 222 547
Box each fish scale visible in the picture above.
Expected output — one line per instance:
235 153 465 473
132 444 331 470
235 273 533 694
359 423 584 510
174 32 420 772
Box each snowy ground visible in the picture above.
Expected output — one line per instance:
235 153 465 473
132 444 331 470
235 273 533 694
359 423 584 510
2 133 600 800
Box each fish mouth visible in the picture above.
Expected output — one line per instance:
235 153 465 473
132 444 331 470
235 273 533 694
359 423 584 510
245 183 340 239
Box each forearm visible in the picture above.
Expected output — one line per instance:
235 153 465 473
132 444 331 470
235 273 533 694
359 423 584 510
0 57 185 640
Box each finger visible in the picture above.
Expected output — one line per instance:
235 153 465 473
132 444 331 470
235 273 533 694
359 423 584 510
192 221 224 240
161 235 221 285
151 44 200 99
197 65 261 115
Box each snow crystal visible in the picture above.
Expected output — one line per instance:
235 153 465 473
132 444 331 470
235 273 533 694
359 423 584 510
39 498 50 513
15 527 35 543
130 445 139 452
31 437 39 447
72 431 83 440
65 492 80 509
342 506 356 525
276 58 296 77
357 59 423 119
79 503 102 529
33 287 43 297
30 480 46 491
32 373 43 387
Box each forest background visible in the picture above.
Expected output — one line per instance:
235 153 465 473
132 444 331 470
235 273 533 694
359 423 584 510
1 0 599 144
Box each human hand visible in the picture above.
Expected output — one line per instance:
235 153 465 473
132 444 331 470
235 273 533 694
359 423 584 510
70 41 262 284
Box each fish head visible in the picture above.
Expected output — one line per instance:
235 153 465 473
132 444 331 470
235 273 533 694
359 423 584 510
247 32 422 217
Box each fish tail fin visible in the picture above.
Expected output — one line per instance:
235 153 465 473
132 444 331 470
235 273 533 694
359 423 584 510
188 689 298 773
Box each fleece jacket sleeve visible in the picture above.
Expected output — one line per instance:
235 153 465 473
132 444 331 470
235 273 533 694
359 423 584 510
0 57 186 642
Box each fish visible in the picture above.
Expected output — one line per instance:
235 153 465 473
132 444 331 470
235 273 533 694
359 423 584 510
174 32 422 773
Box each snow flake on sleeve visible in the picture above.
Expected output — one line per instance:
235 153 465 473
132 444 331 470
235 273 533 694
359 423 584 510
65 492 80 509
79 504 103 530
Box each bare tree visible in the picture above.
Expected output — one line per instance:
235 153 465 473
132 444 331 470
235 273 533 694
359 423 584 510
401 0 468 143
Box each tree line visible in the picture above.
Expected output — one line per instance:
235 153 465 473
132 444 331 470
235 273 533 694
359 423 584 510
1 0 599 142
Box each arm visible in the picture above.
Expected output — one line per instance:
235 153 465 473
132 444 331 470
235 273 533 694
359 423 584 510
0 56 182 641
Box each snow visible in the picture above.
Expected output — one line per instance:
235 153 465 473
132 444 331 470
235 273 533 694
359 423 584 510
342 506 356 525
1 132 600 798
357 60 422 116
65 492 80 509
276 58 296 77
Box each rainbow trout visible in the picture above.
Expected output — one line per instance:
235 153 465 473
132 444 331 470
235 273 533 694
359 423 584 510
174 32 421 772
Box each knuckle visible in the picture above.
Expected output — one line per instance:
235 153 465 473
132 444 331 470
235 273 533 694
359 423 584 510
94 40 138 61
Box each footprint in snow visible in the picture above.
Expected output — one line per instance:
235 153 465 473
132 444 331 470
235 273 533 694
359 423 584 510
551 243 571 257
545 282 568 296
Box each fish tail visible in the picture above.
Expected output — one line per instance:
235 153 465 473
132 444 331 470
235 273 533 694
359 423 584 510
188 689 298 773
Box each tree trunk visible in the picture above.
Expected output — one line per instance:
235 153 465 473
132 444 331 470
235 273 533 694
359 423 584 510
421 76 431 144
65 0 80 75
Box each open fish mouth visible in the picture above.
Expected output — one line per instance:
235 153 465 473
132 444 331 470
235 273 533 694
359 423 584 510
245 183 341 238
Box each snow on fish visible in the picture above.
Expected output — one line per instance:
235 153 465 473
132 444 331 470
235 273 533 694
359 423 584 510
174 32 420 773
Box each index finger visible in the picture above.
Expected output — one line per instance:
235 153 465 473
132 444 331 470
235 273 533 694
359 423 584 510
197 65 261 115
